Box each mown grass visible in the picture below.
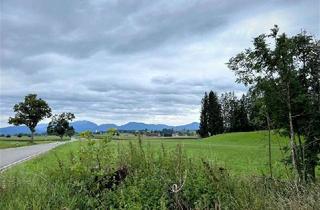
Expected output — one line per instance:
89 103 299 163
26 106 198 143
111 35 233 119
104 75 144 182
139 131 291 176
0 131 319 209
92 131 291 176
0 136 70 149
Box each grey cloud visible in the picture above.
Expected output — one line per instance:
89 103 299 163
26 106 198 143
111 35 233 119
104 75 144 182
85 77 237 96
1 0 296 72
151 75 176 85
0 0 318 126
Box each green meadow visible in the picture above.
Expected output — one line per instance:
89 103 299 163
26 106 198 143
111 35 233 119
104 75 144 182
2 131 289 174
136 131 290 176
1 131 319 209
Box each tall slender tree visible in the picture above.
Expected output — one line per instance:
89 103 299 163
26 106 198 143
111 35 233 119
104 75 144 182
207 91 224 135
199 92 209 138
228 26 319 181
293 33 320 180
220 92 237 132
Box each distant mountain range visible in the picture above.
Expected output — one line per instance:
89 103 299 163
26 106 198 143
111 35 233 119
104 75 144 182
0 121 200 135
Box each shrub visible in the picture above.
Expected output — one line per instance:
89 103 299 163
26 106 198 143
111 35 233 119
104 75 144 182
6 134 11 138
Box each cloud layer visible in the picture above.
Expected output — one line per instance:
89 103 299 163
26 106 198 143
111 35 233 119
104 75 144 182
1 0 319 126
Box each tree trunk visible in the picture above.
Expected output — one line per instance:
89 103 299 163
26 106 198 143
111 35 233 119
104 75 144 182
304 136 317 182
297 133 305 182
287 83 299 180
266 114 273 178
31 131 34 143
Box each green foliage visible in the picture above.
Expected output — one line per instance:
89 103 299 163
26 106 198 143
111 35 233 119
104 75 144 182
231 95 251 132
228 26 320 181
65 126 75 138
207 91 224 135
220 92 236 131
203 91 252 134
107 128 118 137
8 94 52 142
199 91 225 137
79 130 94 139
199 92 209 137
47 112 75 140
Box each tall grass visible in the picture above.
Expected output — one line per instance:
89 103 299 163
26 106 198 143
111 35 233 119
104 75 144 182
0 137 319 209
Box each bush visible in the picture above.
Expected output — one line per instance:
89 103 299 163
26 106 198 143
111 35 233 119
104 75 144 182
6 134 11 138
17 134 22 138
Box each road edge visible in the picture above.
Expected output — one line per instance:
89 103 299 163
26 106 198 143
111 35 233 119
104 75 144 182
0 138 77 173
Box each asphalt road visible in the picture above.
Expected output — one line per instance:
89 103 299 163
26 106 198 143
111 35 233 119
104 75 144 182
0 140 74 171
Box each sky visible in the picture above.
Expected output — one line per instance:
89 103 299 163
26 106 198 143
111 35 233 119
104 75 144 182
0 0 319 127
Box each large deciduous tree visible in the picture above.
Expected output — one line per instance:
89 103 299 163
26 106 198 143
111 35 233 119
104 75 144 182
8 94 52 142
228 25 320 181
47 112 75 140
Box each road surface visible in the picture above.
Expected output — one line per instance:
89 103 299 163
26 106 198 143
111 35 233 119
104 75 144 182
0 140 74 171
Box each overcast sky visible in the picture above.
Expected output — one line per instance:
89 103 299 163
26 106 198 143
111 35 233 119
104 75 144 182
0 0 319 127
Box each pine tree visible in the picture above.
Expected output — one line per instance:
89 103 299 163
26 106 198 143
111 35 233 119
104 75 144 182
199 92 209 138
207 91 224 135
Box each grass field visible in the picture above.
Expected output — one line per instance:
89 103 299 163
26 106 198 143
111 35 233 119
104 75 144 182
137 131 291 176
0 136 71 149
0 131 319 209
2 131 288 174
90 131 290 176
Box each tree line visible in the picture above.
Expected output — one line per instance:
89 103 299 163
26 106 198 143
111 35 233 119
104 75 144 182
199 91 252 137
8 94 75 142
199 26 319 182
